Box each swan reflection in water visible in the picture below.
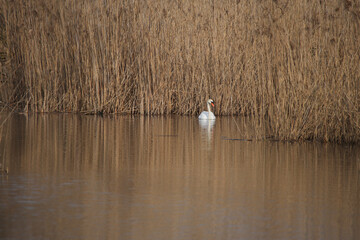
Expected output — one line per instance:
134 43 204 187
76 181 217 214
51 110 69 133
199 119 215 149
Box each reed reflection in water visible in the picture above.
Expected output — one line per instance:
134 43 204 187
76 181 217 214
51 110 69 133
0 114 359 240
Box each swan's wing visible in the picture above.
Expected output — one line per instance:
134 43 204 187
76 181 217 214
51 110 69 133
198 111 209 119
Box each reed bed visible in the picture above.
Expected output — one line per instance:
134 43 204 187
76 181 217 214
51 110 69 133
1 0 360 143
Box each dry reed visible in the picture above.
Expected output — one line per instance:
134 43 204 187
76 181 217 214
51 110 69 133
1 0 360 143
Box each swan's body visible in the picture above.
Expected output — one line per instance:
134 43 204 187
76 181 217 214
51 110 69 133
199 99 215 120
199 111 215 120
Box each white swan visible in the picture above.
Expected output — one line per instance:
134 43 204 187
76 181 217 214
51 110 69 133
199 99 216 120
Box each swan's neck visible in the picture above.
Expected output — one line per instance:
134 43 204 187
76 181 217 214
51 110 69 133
207 103 212 113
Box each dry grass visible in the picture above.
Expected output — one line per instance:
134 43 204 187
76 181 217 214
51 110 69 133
1 0 360 142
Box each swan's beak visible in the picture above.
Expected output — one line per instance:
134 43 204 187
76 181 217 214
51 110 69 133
211 102 215 107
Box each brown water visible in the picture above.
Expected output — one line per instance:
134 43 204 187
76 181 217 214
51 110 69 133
0 114 359 240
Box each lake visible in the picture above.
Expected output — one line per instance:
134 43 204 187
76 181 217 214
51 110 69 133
0 114 359 239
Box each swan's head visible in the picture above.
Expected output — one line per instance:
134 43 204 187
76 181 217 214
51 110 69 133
207 99 215 107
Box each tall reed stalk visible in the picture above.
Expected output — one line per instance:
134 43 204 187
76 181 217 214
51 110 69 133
1 0 360 142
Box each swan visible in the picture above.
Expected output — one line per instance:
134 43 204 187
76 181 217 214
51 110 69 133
199 99 216 120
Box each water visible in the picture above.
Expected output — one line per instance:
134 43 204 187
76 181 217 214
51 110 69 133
0 114 359 239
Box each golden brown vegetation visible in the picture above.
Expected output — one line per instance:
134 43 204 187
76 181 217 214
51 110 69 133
1 0 360 142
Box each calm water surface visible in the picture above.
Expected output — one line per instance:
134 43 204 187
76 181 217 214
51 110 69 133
0 114 359 239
